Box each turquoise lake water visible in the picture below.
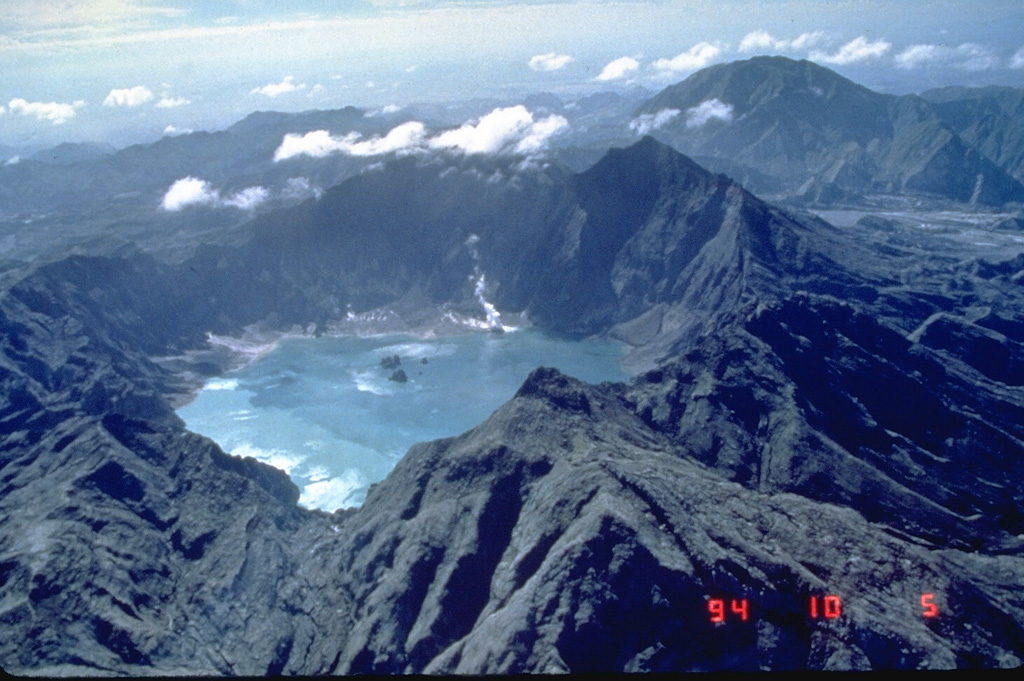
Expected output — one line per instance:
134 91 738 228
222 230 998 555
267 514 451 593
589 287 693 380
176 328 628 511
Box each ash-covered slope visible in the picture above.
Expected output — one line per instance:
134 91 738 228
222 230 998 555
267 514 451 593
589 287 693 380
637 56 1024 205
2 140 1024 673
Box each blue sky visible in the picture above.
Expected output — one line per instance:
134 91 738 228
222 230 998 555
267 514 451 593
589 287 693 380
2 0 1024 148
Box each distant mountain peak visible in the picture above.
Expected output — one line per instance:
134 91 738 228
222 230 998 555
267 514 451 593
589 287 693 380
634 56 1024 205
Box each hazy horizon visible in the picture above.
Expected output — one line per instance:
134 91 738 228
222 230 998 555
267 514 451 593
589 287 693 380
2 0 1024 150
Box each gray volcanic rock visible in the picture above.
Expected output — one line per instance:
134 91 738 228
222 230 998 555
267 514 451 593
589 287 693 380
636 56 1024 205
331 367 1024 672
0 273 348 675
627 295 1024 551
2 139 1024 673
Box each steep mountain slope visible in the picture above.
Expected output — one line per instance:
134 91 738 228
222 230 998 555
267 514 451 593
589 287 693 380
206 136 827 352
1 140 1023 673
922 85 1024 185
636 56 1024 205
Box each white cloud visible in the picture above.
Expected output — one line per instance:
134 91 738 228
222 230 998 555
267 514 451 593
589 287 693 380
653 42 721 74
7 98 84 125
103 85 154 107
0 105 5 114
283 176 323 200
155 95 190 108
596 56 639 81
739 30 824 53
273 121 427 161
893 44 943 69
738 30 774 52
811 36 891 65
222 186 268 210
364 104 403 117
163 124 192 136
895 43 997 72
1012 47 1024 69
511 111 569 154
429 106 567 155
951 44 998 71
629 108 680 135
4 156 20 166
161 176 219 211
274 107 568 161
274 130 346 160
685 99 734 128
529 52 573 72
251 76 305 97
160 177 267 211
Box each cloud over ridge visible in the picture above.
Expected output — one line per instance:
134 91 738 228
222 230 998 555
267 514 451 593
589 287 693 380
161 177 268 211
653 42 721 74
811 36 891 65
429 106 567 155
274 122 427 161
686 99 733 128
273 106 568 161
629 108 680 135
739 30 824 53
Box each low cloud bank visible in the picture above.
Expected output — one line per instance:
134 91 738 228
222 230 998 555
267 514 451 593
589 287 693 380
274 121 427 161
273 106 568 161
430 106 567 155
629 108 680 135
161 177 268 212
686 99 733 128
283 176 323 201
